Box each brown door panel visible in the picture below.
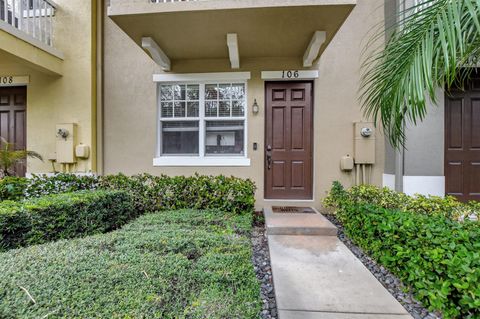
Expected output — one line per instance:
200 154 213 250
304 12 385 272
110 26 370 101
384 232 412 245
0 87 27 177
445 80 480 202
265 82 313 200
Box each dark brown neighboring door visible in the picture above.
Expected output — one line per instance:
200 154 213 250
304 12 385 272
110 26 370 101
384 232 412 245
265 81 313 199
445 77 480 202
0 86 27 177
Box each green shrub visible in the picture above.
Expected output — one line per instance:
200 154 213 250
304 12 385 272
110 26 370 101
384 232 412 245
0 190 136 251
0 173 256 215
0 177 28 201
0 210 261 318
325 182 480 318
99 173 256 214
25 173 99 198
324 182 478 220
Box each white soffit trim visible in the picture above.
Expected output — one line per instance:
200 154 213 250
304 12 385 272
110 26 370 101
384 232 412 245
153 72 251 82
227 33 240 69
303 31 326 67
261 70 319 80
141 37 171 71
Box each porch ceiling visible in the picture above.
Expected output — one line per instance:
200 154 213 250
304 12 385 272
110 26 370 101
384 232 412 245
108 1 355 67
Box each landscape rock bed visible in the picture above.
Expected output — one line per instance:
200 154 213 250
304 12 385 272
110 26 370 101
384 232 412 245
325 214 441 319
252 222 278 319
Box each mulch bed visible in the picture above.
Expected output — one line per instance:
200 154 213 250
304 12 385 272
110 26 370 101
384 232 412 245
252 215 278 319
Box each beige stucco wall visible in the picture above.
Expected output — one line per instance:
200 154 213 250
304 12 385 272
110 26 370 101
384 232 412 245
0 0 96 174
103 0 385 210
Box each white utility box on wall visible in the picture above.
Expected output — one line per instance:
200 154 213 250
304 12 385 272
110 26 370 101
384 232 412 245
354 122 376 164
55 123 77 164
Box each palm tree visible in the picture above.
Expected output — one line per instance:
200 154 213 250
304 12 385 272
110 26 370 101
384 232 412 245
361 0 480 148
0 137 43 177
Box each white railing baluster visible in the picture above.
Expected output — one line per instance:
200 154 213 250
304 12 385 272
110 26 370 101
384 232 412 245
0 0 56 49
3 0 8 24
32 0 36 38
48 2 52 46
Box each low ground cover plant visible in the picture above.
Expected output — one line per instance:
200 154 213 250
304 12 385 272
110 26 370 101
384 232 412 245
0 173 256 215
0 210 261 318
325 182 480 318
0 190 136 251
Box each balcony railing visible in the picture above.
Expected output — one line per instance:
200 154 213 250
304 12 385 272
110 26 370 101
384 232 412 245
0 0 56 47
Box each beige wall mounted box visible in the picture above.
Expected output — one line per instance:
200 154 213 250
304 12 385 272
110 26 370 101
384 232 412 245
75 144 90 159
56 123 77 164
340 155 354 171
354 122 376 164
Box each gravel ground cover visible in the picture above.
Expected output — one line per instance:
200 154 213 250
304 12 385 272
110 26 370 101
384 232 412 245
325 214 441 319
252 215 278 319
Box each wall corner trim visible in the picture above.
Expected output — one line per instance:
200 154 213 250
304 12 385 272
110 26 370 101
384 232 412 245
153 72 251 82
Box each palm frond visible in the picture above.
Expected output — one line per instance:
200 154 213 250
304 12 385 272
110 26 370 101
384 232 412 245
361 0 480 148
0 137 43 177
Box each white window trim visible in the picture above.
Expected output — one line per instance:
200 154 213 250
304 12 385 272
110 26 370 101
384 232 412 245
153 157 251 167
154 73 250 167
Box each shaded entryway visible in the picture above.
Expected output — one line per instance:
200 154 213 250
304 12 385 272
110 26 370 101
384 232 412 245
0 86 27 177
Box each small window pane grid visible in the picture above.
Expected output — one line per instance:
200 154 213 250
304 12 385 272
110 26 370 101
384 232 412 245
158 82 247 157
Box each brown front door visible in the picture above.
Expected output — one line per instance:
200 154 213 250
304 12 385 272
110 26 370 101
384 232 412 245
0 86 27 177
265 81 313 199
445 78 480 202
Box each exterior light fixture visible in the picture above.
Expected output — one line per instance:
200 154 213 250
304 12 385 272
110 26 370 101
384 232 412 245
252 99 259 114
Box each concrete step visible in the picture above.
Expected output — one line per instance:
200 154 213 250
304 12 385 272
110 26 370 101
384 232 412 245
264 206 337 236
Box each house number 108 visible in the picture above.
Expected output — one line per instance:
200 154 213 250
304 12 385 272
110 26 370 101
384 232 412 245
282 70 299 79
1 76 13 84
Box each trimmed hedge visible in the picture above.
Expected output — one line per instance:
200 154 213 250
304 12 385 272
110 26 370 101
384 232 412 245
0 210 261 318
99 173 256 214
325 182 480 318
0 190 136 251
0 173 256 215
324 181 479 220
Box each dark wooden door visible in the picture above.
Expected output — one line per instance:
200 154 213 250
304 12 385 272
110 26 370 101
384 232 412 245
265 82 313 199
0 87 27 177
445 78 480 202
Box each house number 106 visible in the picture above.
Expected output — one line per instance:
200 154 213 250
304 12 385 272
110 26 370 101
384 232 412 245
1 76 13 84
282 70 299 79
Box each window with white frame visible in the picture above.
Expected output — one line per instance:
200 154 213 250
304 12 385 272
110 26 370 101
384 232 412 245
158 82 247 158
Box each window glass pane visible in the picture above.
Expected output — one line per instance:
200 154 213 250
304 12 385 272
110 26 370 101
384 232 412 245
219 101 231 117
160 85 173 101
232 100 245 117
187 102 199 117
162 121 199 155
231 83 245 100
161 102 173 117
205 84 218 100
205 101 218 117
174 102 186 117
173 85 186 100
219 83 231 100
205 120 245 155
187 85 199 101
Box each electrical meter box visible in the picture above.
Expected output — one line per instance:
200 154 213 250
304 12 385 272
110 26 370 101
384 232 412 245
56 123 77 164
354 122 376 164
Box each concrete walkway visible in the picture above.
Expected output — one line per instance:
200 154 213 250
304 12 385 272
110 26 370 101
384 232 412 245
265 207 412 319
